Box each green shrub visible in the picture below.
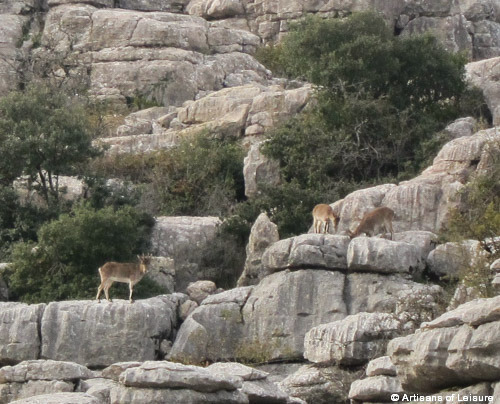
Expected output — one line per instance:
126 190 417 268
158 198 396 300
0 84 102 208
7 204 155 303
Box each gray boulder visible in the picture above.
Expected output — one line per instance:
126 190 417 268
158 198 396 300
10 392 101 404
348 375 404 402
366 356 397 377
304 312 403 366
346 273 444 327
0 360 94 383
243 142 281 198
261 234 350 275
186 280 217 304
108 360 250 404
241 270 347 361
238 212 279 287
388 296 500 392
466 57 500 126
0 303 45 366
0 360 95 404
347 237 420 275
151 216 221 291
118 361 242 391
40 295 183 367
392 230 438 268
278 365 363 404
442 117 477 139
402 15 473 56
427 240 488 279
110 386 248 404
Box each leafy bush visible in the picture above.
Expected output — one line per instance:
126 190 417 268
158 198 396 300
7 204 155 303
92 133 246 217
0 84 102 208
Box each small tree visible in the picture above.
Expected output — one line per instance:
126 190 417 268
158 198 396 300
0 85 101 208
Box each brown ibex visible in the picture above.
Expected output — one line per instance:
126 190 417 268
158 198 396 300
312 204 340 234
348 207 394 240
96 254 152 303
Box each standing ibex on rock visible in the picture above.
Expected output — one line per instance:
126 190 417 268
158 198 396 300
312 204 340 234
96 254 152 303
348 207 394 240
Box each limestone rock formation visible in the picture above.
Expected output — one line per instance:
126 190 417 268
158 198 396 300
261 234 350 275
0 360 94 404
186 280 217 304
150 216 221 291
0 303 45 366
466 56 500 126
278 365 363 404
170 231 444 364
347 237 421 275
304 312 403 365
101 82 311 155
237 212 279 286
388 296 500 392
348 374 404 402
427 240 489 279
365 355 397 377
10 392 101 404
243 141 281 198
40 295 184 367
170 270 347 363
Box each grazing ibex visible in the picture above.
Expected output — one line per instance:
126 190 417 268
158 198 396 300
312 204 340 234
348 207 394 240
96 254 152 303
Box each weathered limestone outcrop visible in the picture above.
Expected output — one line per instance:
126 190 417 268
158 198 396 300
467 57 500 126
40 295 185 367
427 240 488 279
279 365 363 404
170 270 347 363
304 312 403 365
170 230 444 364
243 141 281 198
1 359 294 403
261 234 350 275
184 0 500 60
348 355 403 402
186 280 218 304
101 82 311 155
388 296 500 392
0 303 46 366
106 360 290 404
335 127 500 234
10 392 101 403
237 212 279 286
347 237 420 275
150 216 221 291
0 360 94 404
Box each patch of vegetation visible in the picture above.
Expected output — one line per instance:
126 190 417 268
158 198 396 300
6 203 155 303
440 140 500 297
0 84 102 209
